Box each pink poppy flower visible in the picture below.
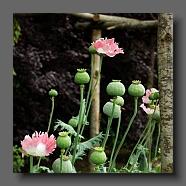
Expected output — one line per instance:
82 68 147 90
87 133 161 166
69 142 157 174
140 103 154 115
21 131 56 157
142 89 152 104
142 88 159 104
140 103 160 115
92 38 124 57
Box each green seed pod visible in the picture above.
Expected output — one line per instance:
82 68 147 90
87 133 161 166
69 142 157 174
149 92 159 100
103 101 121 118
52 156 73 173
88 45 97 54
89 147 107 165
112 96 124 106
56 132 71 149
68 116 78 128
48 89 58 97
150 105 160 122
106 80 125 97
128 80 145 97
74 69 90 85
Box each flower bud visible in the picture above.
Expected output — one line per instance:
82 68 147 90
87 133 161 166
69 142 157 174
88 45 97 54
68 116 78 128
149 92 159 100
128 80 145 97
150 105 160 122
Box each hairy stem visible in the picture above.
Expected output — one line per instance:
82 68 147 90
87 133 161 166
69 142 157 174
47 97 55 133
72 85 84 165
125 115 152 168
154 122 161 158
102 100 116 148
60 150 64 173
111 97 138 169
30 156 33 173
80 55 103 136
108 114 121 172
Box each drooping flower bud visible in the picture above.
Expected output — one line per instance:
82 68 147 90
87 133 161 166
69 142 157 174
149 91 159 100
68 116 78 128
88 45 97 54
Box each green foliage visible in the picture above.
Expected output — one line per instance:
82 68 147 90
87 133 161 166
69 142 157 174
32 166 54 173
54 120 84 139
13 145 24 173
118 144 161 173
13 18 21 45
75 132 104 161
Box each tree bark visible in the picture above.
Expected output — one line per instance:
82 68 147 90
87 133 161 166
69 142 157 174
157 13 173 173
90 29 102 138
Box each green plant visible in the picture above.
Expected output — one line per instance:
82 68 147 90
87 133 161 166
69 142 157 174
13 145 24 173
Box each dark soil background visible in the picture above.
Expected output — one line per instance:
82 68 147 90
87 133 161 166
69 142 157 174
13 13 159 172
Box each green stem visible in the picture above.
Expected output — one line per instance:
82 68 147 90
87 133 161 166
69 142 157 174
80 123 85 136
64 134 72 156
147 122 153 170
125 115 152 168
143 120 156 170
110 97 138 170
108 114 121 172
143 120 156 147
30 156 33 173
86 55 103 117
71 85 84 165
80 55 103 136
79 55 94 136
47 97 55 133
60 150 64 173
84 54 94 115
37 157 41 168
102 100 116 148
154 122 161 158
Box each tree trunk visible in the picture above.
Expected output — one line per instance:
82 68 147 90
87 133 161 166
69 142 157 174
89 29 102 173
157 13 173 173
90 29 102 138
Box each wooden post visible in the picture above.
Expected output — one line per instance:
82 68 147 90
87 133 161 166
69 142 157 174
157 13 173 173
90 29 102 138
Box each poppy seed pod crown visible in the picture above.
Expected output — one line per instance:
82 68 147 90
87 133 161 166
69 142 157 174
49 89 58 97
